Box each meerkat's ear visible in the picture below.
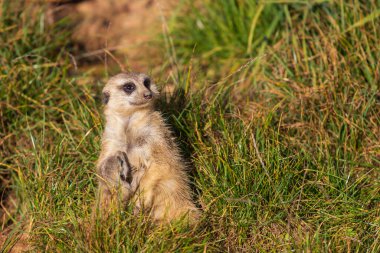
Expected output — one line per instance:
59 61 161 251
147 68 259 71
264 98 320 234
102 91 110 104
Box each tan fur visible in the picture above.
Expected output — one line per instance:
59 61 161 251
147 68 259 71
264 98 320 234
96 73 199 223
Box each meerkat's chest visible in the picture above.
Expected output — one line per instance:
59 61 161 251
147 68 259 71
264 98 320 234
124 127 151 150
105 131 144 151
104 113 163 166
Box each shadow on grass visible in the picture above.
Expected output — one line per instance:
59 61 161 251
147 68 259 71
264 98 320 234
155 88 203 209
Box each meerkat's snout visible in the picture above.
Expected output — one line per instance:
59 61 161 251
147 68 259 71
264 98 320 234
143 92 152 100
141 76 153 100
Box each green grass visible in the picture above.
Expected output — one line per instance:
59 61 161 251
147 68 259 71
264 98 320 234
1 0 380 252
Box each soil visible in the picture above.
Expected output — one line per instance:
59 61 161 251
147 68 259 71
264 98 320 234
47 0 177 72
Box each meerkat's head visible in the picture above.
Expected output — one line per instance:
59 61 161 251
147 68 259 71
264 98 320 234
102 72 159 114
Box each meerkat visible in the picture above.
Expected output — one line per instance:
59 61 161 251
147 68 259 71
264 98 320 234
96 72 199 223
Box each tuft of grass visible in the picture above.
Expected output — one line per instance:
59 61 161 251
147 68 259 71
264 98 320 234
1 0 380 252
170 0 286 58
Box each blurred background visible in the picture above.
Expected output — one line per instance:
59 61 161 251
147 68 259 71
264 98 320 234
45 0 175 71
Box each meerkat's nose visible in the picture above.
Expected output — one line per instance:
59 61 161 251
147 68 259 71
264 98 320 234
144 92 153 99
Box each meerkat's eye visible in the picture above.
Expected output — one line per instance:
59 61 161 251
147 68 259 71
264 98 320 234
122 82 136 93
143 78 151 88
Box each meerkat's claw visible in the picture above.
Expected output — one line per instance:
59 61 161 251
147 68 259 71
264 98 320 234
116 151 132 184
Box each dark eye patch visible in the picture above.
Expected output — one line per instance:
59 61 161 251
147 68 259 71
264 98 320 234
143 78 150 88
122 82 136 94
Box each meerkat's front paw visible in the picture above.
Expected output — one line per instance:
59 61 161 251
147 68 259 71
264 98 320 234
115 151 132 184
100 151 132 189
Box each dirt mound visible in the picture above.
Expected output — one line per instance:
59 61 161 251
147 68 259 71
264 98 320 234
47 0 176 71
